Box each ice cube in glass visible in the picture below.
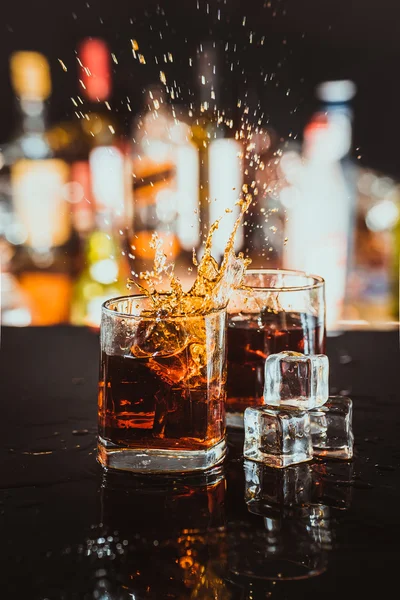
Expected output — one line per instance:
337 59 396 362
244 405 313 468
264 351 329 410
310 396 354 460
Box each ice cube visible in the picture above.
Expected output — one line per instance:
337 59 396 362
131 319 189 358
244 405 313 468
146 342 208 387
147 352 189 386
310 396 354 460
264 351 329 410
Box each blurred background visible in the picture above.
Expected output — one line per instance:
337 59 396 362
0 0 399 331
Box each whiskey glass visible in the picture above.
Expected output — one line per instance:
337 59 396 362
226 269 326 428
98 295 227 472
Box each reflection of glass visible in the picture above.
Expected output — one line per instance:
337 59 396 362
97 468 227 598
226 269 326 428
98 295 227 472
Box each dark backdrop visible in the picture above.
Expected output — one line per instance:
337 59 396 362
0 0 399 177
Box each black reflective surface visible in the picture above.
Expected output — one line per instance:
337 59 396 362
1 326 399 599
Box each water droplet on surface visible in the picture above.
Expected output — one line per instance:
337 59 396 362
339 353 352 365
22 450 53 456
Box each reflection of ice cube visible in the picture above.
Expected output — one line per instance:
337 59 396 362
245 460 314 516
264 509 332 550
307 506 333 549
244 406 312 468
244 462 332 547
264 351 329 410
310 396 354 460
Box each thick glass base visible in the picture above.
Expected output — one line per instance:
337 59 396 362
97 436 227 473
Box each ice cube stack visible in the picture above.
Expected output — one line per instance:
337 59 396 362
244 351 354 468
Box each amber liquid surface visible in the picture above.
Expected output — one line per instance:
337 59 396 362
99 352 225 451
226 311 326 413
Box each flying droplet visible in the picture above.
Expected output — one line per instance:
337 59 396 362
58 59 68 72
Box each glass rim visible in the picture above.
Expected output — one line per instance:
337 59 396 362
101 294 228 320
244 268 325 292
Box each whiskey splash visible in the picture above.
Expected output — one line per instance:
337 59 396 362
128 195 252 316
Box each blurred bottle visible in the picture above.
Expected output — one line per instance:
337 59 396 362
191 42 243 262
131 86 200 288
49 38 124 242
131 86 179 275
243 126 286 268
70 145 132 328
282 114 352 330
353 172 399 322
0 206 31 326
315 80 356 180
2 51 75 325
392 213 400 320
316 80 357 287
69 39 133 328
70 212 129 329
